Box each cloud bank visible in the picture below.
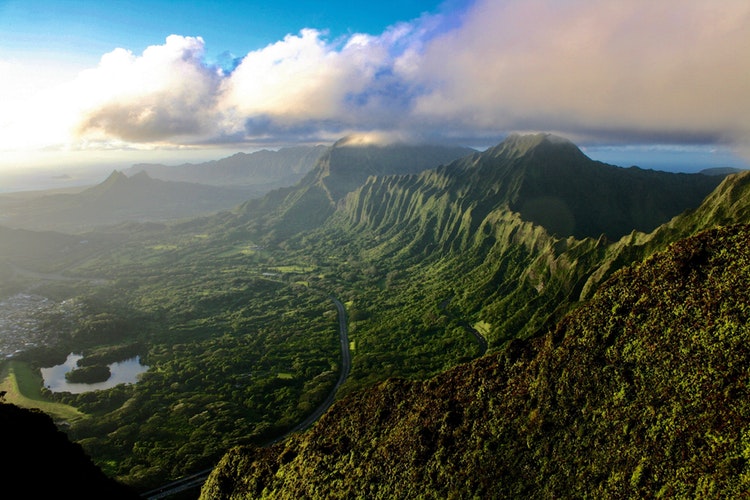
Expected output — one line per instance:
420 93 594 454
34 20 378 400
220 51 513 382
411 0 750 147
5 0 750 155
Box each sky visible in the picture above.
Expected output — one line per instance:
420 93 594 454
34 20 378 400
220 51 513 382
1 0 749 186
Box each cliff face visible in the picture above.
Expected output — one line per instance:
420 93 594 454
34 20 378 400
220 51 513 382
338 133 722 243
202 224 750 499
0 401 139 498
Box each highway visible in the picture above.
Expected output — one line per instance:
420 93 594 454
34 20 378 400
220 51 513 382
141 296 350 499
461 320 488 356
280 297 350 436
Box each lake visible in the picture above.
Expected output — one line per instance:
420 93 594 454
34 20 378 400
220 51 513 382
41 353 149 394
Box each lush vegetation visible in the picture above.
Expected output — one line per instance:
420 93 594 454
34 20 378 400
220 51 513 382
202 224 750 499
1 224 350 489
0 361 85 422
39 265 343 488
0 135 744 494
65 365 111 383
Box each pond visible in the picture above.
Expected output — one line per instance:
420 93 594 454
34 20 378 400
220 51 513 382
41 353 149 394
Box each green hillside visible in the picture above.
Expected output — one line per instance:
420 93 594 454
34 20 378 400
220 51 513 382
337 133 721 245
305 134 727 368
1 134 746 493
0 171 257 233
202 223 750 499
232 139 475 240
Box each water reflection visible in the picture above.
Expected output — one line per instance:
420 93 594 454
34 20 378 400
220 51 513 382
41 353 148 394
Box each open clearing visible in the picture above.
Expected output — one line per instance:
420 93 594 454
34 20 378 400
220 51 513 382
0 360 86 422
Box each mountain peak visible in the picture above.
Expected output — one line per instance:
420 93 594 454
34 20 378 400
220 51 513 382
315 140 476 202
507 132 573 146
340 133 723 241
92 170 154 193
90 170 129 193
486 133 578 160
103 170 128 182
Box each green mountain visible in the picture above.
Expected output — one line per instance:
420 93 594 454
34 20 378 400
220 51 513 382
313 133 726 353
127 145 327 188
0 170 258 232
230 138 476 239
196 136 750 497
201 223 750 499
3 133 747 493
338 133 723 244
311 137 477 203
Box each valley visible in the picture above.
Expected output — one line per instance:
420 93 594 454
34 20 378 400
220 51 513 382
1 133 749 497
204 223 750 498
0 145 327 233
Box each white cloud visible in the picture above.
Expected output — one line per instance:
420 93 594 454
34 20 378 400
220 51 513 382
219 30 368 125
61 29 414 147
74 35 223 143
216 27 412 138
0 59 84 151
407 0 750 146
2 0 750 161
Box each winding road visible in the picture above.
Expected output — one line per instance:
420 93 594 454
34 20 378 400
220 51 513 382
142 296 350 500
439 295 488 357
461 320 488 356
282 297 350 436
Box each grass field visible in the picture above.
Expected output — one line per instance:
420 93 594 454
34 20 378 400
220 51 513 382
0 360 86 423
473 320 491 336
268 265 315 274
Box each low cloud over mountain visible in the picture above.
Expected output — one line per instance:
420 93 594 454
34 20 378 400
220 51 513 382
3 0 749 158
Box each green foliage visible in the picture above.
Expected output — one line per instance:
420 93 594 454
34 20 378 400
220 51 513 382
2 136 748 494
65 364 111 383
56 278 342 490
202 224 750 499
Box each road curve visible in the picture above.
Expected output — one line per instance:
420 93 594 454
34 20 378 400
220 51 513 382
142 296 350 499
283 296 350 435
461 321 488 357
438 295 488 357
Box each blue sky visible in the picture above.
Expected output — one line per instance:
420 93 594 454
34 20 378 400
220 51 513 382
0 0 455 65
1 0 748 178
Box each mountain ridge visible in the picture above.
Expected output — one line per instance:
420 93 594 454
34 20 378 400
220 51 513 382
0 170 258 233
126 145 328 187
231 141 476 240
4 133 750 494
201 223 750 499
333 133 723 263
228 133 722 249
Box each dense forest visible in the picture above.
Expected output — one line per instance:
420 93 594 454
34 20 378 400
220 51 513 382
202 224 750 498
